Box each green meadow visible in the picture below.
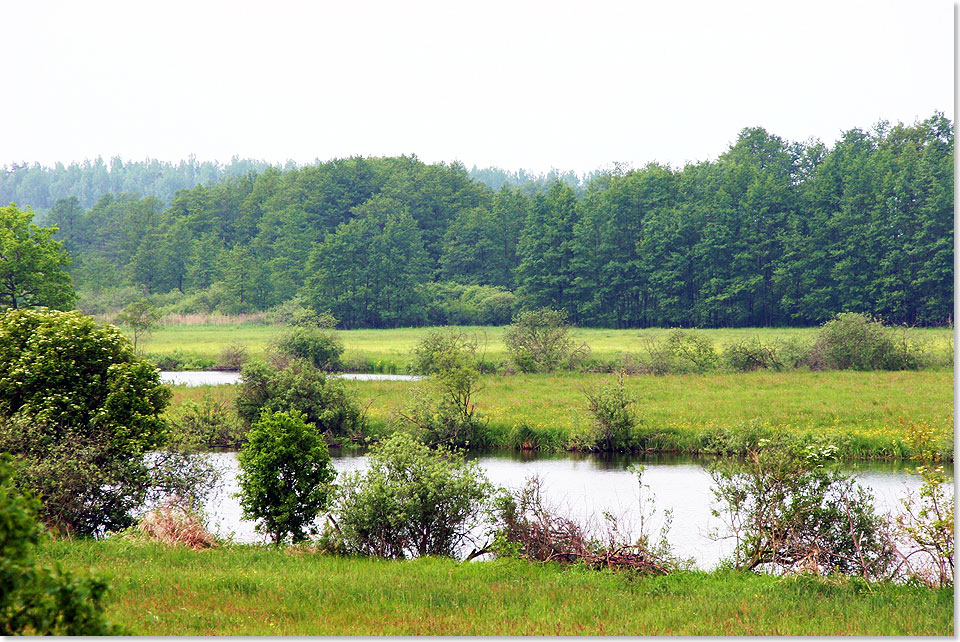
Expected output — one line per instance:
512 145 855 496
39 539 953 636
140 322 954 372
170 368 954 459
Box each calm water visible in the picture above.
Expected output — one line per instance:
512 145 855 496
160 371 422 386
201 450 938 569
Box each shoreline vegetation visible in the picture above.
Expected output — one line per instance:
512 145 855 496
155 322 954 461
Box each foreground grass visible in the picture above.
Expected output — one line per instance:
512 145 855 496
40 539 952 636
168 369 953 459
141 323 954 371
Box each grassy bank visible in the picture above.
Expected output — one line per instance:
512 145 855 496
40 539 953 636
168 369 954 459
141 323 954 371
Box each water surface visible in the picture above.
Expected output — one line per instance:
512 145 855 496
202 450 935 569
160 371 422 386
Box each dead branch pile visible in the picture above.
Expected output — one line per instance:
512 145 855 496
495 476 672 575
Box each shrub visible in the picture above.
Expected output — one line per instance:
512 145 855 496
808 312 923 371
215 342 249 371
165 391 245 450
642 330 719 374
273 326 344 371
583 371 636 451
503 307 586 373
237 410 336 546
410 329 479 375
0 309 180 536
235 358 365 444
710 441 895 578
333 433 494 558
722 337 785 372
0 458 122 635
402 337 486 447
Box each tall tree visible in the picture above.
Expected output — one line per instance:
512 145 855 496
0 205 76 310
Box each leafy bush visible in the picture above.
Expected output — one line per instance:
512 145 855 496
0 458 122 635
410 329 479 375
642 330 719 374
710 441 895 578
403 334 486 447
421 281 519 326
808 313 923 371
722 337 785 372
583 371 636 451
165 391 245 450
266 297 339 328
503 307 586 373
333 433 494 558
237 410 336 546
273 326 344 371
235 358 364 444
0 309 182 536
144 350 216 371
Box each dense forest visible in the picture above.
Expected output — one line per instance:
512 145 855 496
7 113 953 328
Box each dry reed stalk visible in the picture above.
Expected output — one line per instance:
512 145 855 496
137 500 217 549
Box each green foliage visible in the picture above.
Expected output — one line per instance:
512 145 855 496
236 410 336 546
0 459 121 635
721 337 787 372
642 330 720 374
404 331 486 447
235 358 364 443
165 391 245 450
583 371 636 451
0 309 176 535
274 326 344 371
809 312 923 370
503 307 584 373
710 441 895 578
333 433 494 558
0 204 76 311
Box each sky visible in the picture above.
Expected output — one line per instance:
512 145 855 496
3 0 954 175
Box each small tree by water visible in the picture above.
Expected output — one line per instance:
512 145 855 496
236 410 336 546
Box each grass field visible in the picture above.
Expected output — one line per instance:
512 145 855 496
140 323 955 371
169 368 954 459
39 539 954 636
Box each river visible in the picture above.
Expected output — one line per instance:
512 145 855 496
200 449 935 569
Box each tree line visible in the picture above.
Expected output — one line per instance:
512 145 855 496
15 113 954 328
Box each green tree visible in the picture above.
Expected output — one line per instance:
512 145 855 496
0 309 174 535
114 298 163 352
0 205 76 310
236 410 336 546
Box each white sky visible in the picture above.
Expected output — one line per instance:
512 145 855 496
3 0 954 175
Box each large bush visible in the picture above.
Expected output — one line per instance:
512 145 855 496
273 326 344 371
808 312 923 370
0 458 121 634
710 441 895 578
333 433 494 558
503 307 585 373
237 411 336 546
235 358 364 443
0 309 194 536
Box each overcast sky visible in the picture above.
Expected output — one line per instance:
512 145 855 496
3 0 954 175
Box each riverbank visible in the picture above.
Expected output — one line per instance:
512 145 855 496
39 539 952 635
168 369 954 459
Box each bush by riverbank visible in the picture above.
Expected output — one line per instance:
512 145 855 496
39 539 953 635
